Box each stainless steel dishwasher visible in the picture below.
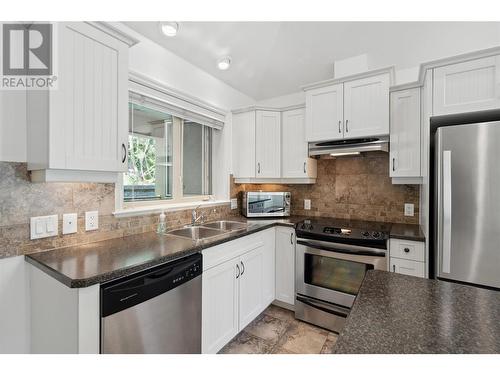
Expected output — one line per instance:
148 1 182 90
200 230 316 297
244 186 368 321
100 253 202 354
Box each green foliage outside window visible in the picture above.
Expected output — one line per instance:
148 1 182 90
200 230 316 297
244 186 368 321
124 135 157 185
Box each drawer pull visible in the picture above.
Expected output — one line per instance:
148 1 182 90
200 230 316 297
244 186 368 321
404 247 410 253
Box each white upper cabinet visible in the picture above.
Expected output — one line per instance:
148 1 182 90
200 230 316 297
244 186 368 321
255 110 281 178
433 55 500 115
304 70 391 143
305 84 344 141
232 111 256 178
343 73 390 138
27 22 129 182
390 88 421 178
282 108 317 178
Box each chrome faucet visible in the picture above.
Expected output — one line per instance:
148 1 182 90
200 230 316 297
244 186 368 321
191 205 205 226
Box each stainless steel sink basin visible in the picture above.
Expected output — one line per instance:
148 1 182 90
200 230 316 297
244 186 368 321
201 220 248 231
167 226 228 240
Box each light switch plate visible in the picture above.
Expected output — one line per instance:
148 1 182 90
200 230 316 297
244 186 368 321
85 211 99 231
230 198 238 210
404 203 414 217
30 215 58 240
63 213 78 234
304 199 311 210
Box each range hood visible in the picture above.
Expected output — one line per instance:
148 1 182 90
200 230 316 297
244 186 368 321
308 136 389 157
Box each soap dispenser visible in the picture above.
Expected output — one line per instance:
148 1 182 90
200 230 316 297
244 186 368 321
157 211 166 234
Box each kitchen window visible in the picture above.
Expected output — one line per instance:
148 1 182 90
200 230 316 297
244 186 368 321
124 101 212 204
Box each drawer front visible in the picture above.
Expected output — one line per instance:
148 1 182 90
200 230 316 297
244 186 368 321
202 230 268 271
390 238 425 262
390 257 425 278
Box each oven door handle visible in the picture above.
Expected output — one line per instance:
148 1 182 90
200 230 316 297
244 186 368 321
296 295 349 317
296 238 386 257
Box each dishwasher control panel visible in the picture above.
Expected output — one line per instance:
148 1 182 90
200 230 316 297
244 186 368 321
101 253 202 317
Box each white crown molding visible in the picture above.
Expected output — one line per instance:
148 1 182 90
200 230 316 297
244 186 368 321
390 46 500 92
301 66 396 91
231 103 305 114
86 22 140 47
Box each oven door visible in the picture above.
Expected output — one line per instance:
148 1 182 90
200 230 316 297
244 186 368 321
296 238 387 308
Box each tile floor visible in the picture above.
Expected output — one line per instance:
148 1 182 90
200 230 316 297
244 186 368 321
219 304 338 354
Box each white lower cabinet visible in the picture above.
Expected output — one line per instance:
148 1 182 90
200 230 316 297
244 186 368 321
275 227 295 305
262 229 276 306
201 229 275 354
201 257 240 354
238 248 264 328
389 238 426 278
390 258 425 278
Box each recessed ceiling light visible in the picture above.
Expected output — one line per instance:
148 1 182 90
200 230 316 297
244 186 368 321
217 56 231 71
159 22 179 37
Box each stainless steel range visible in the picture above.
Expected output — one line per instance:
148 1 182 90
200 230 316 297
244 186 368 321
295 218 389 333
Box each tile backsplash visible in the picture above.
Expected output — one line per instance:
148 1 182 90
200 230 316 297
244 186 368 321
0 153 419 259
231 153 420 224
0 162 234 259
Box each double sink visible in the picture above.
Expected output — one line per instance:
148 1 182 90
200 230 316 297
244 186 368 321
165 220 249 241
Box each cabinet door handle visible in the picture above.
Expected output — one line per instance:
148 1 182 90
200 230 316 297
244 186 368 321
345 119 349 133
404 247 410 253
393 265 396 272
290 233 294 245
257 163 261 174
121 143 127 163
338 120 342 133
240 261 245 276
392 158 396 172
303 162 306 174
236 264 240 279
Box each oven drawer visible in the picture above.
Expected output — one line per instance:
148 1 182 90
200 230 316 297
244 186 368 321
389 238 425 262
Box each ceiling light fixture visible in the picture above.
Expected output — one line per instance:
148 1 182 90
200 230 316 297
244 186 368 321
160 22 179 37
330 151 361 157
217 56 231 71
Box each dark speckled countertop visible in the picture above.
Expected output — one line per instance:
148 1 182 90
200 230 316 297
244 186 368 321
389 223 425 241
25 215 424 289
25 216 305 288
335 270 500 353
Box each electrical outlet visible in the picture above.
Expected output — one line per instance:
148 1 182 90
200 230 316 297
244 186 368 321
404 203 414 217
63 213 78 234
230 198 238 210
85 211 99 231
304 199 311 210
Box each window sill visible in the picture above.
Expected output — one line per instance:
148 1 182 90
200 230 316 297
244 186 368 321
113 199 231 218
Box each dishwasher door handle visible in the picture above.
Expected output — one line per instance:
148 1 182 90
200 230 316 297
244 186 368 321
101 253 203 318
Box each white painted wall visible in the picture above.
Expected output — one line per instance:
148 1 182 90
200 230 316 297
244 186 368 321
0 256 30 353
111 22 256 200
0 91 27 162
256 91 305 108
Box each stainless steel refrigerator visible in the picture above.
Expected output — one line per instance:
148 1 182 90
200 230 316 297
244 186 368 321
434 118 500 289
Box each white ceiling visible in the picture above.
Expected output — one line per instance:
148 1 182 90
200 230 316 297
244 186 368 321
125 22 500 101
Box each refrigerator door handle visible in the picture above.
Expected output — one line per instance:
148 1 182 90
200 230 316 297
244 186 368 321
442 150 452 274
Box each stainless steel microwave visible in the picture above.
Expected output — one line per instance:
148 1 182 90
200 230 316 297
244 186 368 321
242 192 291 217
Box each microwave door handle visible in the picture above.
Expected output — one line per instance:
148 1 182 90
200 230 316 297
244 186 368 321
297 238 386 257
